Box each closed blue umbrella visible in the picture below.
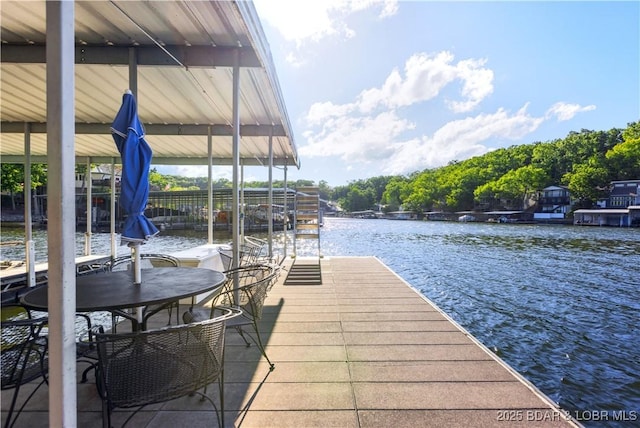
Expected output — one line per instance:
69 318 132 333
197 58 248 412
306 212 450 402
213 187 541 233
111 90 159 285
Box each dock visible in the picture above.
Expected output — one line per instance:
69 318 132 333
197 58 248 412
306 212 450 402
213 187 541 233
2 257 579 427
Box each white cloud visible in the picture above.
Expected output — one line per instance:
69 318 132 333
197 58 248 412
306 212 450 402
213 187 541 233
300 50 499 172
300 80 551 176
253 1 341 45
384 105 545 174
357 52 493 113
154 165 231 179
446 58 494 113
285 51 307 68
254 0 398 55
546 102 596 121
300 110 415 162
379 0 399 18
306 101 358 126
307 51 494 126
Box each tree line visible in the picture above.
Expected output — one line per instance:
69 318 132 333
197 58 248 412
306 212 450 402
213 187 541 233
2 122 638 214
332 122 639 213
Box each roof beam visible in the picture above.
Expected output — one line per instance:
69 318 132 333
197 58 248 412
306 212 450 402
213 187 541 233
0 155 289 167
1 45 261 68
1 122 285 137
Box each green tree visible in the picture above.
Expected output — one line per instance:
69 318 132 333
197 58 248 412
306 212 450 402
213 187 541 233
475 165 549 209
149 168 170 190
382 176 408 211
0 163 47 209
211 178 232 188
563 159 610 206
605 123 640 180
343 187 375 212
364 176 394 204
330 184 350 203
531 141 564 182
318 180 331 201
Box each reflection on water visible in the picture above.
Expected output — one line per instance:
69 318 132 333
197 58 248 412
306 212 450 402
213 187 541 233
2 220 639 426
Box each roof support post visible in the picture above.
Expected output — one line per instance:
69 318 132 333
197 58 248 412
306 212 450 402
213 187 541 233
232 52 241 298
24 123 36 287
45 1 77 426
84 157 92 255
267 128 274 258
110 157 117 257
240 163 245 242
283 163 288 259
207 127 214 244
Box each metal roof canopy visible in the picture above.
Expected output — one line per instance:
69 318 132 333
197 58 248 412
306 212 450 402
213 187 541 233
0 2 296 426
0 0 300 168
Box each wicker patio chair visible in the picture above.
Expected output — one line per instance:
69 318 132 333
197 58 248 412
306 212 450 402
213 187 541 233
218 245 257 270
75 310 115 385
106 254 180 331
217 246 233 271
243 236 269 264
1 304 48 428
75 262 110 381
95 306 241 428
243 237 281 285
185 264 278 370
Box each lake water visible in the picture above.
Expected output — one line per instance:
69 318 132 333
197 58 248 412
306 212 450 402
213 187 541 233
2 218 639 426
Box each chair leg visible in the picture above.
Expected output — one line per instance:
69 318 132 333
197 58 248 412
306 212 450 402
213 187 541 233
4 385 23 428
233 326 252 347
218 371 224 428
80 362 97 383
251 323 275 370
102 399 111 428
233 325 274 370
166 306 173 326
4 378 47 428
170 301 182 325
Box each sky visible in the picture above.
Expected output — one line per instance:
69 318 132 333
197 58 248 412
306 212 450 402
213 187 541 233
159 1 639 187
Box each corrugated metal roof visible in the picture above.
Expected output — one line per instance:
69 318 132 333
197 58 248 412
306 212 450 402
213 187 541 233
0 0 299 168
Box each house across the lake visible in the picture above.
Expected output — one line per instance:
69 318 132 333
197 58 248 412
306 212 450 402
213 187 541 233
573 180 640 227
573 206 640 227
607 180 640 208
534 185 573 222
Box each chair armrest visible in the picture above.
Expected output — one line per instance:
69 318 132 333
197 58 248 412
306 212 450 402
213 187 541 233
1 316 48 328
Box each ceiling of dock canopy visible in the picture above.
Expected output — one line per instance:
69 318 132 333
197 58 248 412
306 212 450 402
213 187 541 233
0 0 299 168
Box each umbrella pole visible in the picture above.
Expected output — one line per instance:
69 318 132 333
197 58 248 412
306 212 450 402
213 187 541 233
132 243 141 284
132 243 143 328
